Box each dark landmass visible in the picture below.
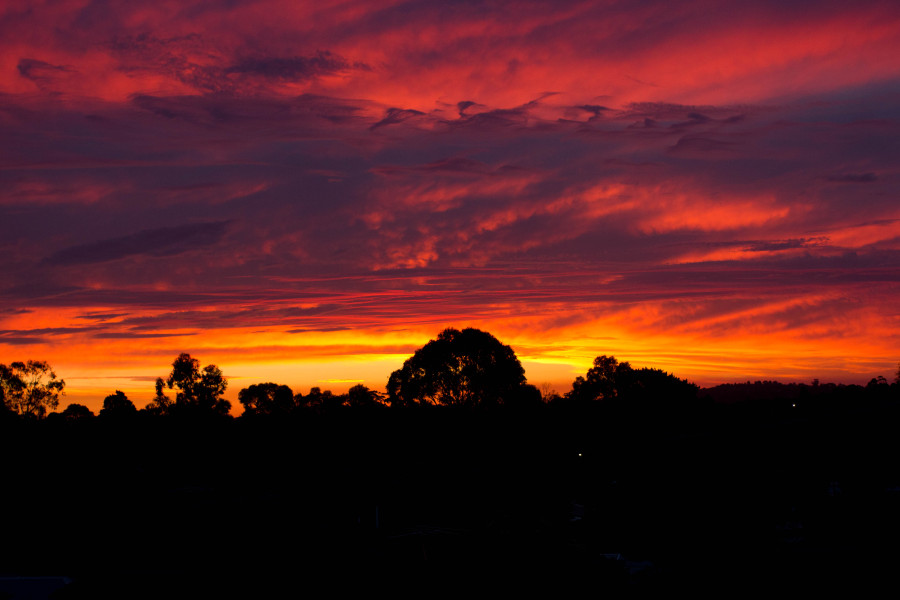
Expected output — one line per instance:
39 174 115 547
2 378 899 596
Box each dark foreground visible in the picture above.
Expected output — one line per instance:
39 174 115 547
3 390 900 596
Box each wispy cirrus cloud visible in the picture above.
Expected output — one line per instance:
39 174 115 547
45 221 231 265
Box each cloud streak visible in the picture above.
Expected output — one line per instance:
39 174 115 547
45 221 231 265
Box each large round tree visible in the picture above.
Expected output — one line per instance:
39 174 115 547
387 328 527 408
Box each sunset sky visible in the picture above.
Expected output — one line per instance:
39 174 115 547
2 0 899 412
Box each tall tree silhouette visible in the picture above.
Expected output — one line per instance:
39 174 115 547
146 353 230 416
387 328 527 407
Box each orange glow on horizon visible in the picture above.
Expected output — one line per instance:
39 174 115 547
5 298 896 415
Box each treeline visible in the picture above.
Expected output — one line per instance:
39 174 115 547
703 377 899 404
2 330 900 592
1 327 898 421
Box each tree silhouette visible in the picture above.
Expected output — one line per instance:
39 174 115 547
99 390 137 418
294 386 346 412
567 355 627 403
0 360 65 418
617 365 699 404
347 383 385 408
59 403 94 420
387 328 527 407
0 364 18 414
238 382 294 416
505 382 543 409
867 375 889 389
145 353 230 416
566 355 697 405
143 377 173 416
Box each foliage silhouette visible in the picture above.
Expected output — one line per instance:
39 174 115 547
387 328 527 407
145 353 230 416
59 403 95 420
99 390 137 418
868 375 889 388
347 383 385 408
566 355 698 406
239 382 294 416
0 360 66 418
0 365 13 415
567 355 626 402
505 382 544 409
295 386 343 412
144 377 172 416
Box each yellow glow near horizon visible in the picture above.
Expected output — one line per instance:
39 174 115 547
7 308 893 415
